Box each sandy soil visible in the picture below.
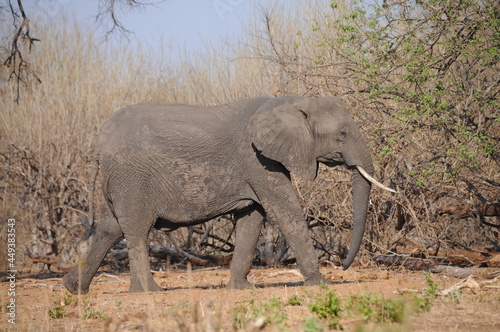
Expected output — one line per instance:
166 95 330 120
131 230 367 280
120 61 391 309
1 266 499 331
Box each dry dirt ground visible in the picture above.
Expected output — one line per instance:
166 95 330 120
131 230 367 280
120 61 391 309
1 266 499 331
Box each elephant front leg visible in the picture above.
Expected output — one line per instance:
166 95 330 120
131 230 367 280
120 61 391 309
256 177 330 286
227 206 265 289
279 221 330 286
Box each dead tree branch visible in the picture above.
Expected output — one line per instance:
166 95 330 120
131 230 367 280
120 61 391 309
96 0 157 40
1 0 158 102
440 202 500 228
2 0 41 103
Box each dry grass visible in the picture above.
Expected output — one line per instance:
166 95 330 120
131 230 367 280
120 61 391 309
1 0 498 273
1 268 499 331
0 18 176 269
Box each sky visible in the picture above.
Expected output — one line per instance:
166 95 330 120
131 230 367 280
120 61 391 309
30 0 273 57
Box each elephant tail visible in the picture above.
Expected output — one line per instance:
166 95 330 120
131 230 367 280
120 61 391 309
87 157 99 227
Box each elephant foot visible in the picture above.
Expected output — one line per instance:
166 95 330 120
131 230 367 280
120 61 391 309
227 278 254 290
129 279 164 293
63 273 90 295
303 275 332 287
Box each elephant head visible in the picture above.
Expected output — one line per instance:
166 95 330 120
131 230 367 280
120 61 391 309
249 96 394 269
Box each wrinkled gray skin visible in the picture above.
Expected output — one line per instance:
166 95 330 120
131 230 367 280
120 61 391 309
63 96 373 294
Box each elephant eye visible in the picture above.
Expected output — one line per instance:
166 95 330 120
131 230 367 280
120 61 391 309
340 130 347 140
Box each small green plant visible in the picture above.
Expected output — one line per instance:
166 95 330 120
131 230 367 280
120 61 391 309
48 305 66 319
416 177 425 187
62 293 74 306
447 290 462 305
303 316 324 332
421 169 432 176
346 293 406 323
412 274 438 313
379 146 391 157
309 288 343 330
379 297 406 323
287 294 304 306
83 306 108 321
233 295 287 330
115 299 123 310
48 295 72 319
175 296 193 313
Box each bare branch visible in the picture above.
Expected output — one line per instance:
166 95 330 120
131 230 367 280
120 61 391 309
2 0 41 103
96 0 161 41
1 0 162 102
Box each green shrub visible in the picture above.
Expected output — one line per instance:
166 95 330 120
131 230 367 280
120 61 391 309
412 275 438 313
346 293 406 323
309 288 343 330
233 295 287 330
83 306 108 321
48 305 66 319
303 316 324 332
287 294 304 306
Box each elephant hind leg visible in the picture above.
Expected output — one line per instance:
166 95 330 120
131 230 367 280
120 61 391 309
123 228 164 292
63 203 124 294
116 211 163 293
126 242 164 293
228 206 265 289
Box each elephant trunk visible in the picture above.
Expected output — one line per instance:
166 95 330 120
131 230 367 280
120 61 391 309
341 134 374 270
342 168 371 269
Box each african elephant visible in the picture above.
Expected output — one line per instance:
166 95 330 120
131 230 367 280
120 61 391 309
63 95 394 294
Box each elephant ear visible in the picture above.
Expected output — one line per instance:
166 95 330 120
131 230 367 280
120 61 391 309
248 103 317 180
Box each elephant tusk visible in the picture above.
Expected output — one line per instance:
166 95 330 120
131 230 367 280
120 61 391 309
355 165 398 194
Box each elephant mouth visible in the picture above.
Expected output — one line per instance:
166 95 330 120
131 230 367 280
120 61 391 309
321 160 344 168
318 153 397 193
318 152 344 166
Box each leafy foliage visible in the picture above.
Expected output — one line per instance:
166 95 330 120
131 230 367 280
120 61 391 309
412 274 439 313
308 287 343 329
267 0 500 263
233 295 287 330
303 316 324 332
346 293 406 323
48 305 66 319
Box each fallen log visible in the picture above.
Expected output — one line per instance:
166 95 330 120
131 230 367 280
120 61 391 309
372 254 434 271
439 275 500 295
28 254 73 272
148 245 232 267
373 254 500 279
439 202 500 228
106 245 232 268
429 265 499 279
29 245 232 273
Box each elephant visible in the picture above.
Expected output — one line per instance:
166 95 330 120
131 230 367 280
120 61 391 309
63 95 395 294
